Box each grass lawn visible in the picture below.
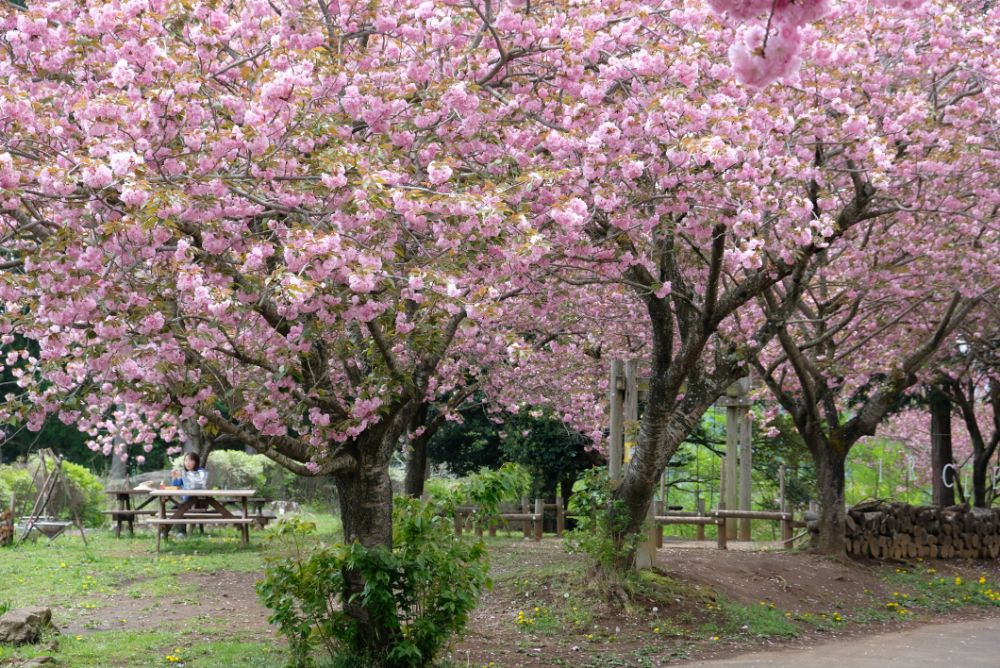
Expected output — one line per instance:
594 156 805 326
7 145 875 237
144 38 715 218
6 516 1000 667
0 513 343 667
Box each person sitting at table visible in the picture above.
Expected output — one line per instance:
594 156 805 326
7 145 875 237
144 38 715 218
171 451 208 492
170 452 209 537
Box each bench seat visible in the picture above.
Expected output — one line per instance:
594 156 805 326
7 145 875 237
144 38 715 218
146 518 254 525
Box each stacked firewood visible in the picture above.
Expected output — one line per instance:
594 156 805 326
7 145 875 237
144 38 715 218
0 505 12 547
845 500 1000 560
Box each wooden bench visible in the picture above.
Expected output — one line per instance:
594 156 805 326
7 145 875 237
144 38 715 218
147 518 255 525
147 518 255 552
246 510 277 529
103 510 157 518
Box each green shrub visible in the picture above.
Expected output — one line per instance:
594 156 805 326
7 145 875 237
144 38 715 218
425 463 530 511
196 450 335 507
46 459 105 527
258 502 489 668
0 465 35 514
255 465 528 668
198 450 268 490
564 467 641 583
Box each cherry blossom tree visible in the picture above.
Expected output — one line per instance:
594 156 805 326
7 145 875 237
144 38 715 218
1 0 997 591
495 0 1000 563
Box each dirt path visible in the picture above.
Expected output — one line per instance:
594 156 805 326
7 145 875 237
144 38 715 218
685 615 1000 666
65 571 272 638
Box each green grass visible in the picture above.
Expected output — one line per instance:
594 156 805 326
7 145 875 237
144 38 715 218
0 511 343 667
880 567 1000 615
709 598 801 639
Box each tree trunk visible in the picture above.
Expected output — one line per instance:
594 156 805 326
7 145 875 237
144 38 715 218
930 387 954 507
609 375 722 572
333 452 398 655
109 438 128 485
184 420 212 465
403 435 429 497
403 403 432 498
973 450 990 508
814 445 847 555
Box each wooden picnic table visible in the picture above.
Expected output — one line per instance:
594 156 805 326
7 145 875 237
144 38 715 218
104 489 158 538
147 489 256 553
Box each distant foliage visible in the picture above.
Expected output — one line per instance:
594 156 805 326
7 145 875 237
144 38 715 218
4 458 106 527
0 465 34 515
195 450 268 490
202 450 335 506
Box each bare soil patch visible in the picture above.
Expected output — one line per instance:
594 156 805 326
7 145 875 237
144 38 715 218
65 571 273 640
60 537 1000 667
447 539 1000 667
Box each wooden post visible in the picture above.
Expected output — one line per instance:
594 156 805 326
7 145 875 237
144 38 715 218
654 499 664 548
533 498 544 541
454 511 463 537
696 497 706 541
717 459 728 550
555 495 565 536
725 404 739 540
624 360 639 469
659 469 666 508
488 521 497 537
521 497 531 539
739 409 752 542
779 465 786 515
609 361 624 485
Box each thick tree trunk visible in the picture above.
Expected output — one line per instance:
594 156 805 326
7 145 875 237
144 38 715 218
334 453 398 656
613 440 660 570
611 392 714 571
930 387 955 507
814 445 847 555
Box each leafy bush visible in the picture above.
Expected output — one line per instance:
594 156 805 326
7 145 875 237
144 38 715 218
0 465 35 515
256 465 527 668
425 463 530 512
196 450 336 507
58 460 106 527
196 450 268 490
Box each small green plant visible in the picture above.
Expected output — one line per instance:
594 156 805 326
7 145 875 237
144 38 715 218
0 599 10 616
258 495 493 668
513 604 559 634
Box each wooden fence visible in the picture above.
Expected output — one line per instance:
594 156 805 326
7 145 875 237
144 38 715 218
654 500 804 551
450 497 565 541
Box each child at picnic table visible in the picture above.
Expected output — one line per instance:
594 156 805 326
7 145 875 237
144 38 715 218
170 451 208 491
169 452 208 537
